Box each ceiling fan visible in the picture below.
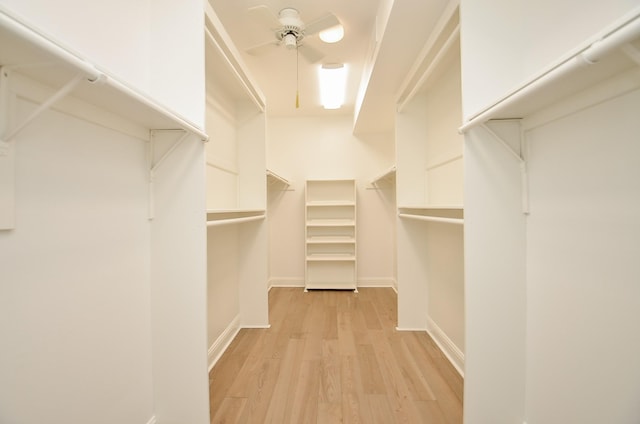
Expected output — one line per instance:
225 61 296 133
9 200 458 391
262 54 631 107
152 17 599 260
245 6 341 63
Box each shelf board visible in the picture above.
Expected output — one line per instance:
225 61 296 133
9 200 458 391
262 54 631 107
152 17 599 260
307 254 356 261
206 209 265 226
305 282 357 291
266 169 290 188
0 9 207 141
306 237 355 244
398 206 464 225
306 201 355 207
370 165 396 186
306 219 355 227
460 15 640 131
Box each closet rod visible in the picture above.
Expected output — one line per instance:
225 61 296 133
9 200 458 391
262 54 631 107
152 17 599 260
0 10 101 81
459 13 640 133
206 215 265 227
398 213 463 225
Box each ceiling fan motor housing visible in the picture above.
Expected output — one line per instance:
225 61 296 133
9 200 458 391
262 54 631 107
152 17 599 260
277 8 304 48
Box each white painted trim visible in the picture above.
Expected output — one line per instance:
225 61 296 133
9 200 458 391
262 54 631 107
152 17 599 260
396 326 428 332
208 315 241 371
268 278 305 290
145 416 157 424
357 278 397 288
241 324 271 329
426 316 465 377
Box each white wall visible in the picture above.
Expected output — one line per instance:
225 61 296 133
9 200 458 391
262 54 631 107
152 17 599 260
0 94 154 424
207 225 240 345
523 88 640 424
463 121 527 424
266 115 396 287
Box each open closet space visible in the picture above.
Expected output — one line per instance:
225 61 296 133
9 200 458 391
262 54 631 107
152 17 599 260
2 0 639 422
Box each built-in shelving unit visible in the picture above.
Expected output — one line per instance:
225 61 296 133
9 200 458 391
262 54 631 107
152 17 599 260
396 2 463 213
305 179 357 291
203 1 269 363
393 1 466 377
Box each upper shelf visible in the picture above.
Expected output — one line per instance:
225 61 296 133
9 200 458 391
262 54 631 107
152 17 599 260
0 8 208 142
370 165 396 187
398 206 464 225
206 209 266 227
460 12 640 131
266 170 290 188
204 2 265 112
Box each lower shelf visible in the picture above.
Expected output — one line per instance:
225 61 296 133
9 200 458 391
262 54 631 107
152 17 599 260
306 260 356 290
305 281 357 291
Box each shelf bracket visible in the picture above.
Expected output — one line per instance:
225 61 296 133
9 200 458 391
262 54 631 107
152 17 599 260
0 68 85 144
147 129 189 220
622 43 640 66
480 121 530 215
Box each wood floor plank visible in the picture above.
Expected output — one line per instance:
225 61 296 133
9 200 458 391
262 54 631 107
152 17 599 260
320 340 342 403
263 338 306 423
210 397 247 424
356 343 387 395
209 288 463 423
289 359 322 423
236 358 280 423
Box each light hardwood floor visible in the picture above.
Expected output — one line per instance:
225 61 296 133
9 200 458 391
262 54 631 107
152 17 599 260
209 287 463 423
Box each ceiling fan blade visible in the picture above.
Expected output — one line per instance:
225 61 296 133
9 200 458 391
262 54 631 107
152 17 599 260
246 39 280 56
298 43 325 63
247 5 280 29
304 13 340 36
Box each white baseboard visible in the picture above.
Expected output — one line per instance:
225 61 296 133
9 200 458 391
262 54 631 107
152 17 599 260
426 316 465 377
396 326 427 332
145 416 157 424
268 278 398 291
357 278 397 288
268 277 304 290
208 315 241 371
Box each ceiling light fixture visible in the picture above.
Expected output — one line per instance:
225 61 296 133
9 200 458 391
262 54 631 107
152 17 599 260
319 24 344 43
319 63 347 109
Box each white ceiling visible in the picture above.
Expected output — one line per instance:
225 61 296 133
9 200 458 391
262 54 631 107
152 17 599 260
207 0 451 131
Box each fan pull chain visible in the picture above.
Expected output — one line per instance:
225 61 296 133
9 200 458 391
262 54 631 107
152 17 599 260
295 45 300 108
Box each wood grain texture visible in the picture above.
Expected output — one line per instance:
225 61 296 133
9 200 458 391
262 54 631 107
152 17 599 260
209 287 463 423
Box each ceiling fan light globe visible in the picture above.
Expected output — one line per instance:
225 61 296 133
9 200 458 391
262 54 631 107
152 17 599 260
319 25 344 43
283 33 297 49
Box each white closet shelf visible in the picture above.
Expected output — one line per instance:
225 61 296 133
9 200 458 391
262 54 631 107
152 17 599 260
307 236 355 244
460 13 640 132
370 165 396 187
0 9 208 142
306 219 355 227
266 170 290 188
398 206 464 225
306 201 356 207
306 254 356 261
206 209 265 226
